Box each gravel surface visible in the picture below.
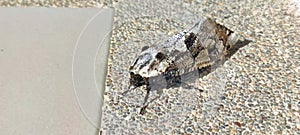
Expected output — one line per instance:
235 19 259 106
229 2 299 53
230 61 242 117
103 0 300 134
2 0 299 134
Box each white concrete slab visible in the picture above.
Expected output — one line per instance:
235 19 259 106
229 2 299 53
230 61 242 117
0 7 113 135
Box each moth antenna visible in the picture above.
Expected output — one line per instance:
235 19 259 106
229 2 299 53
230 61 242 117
127 84 132 91
122 84 137 96
122 85 132 95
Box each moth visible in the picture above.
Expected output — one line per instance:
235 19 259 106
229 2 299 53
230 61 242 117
127 17 251 114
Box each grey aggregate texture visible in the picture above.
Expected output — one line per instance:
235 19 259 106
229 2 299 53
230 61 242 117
1 0 298 134
103 0 300 134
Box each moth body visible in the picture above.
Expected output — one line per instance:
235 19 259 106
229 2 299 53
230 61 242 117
127 17 251 114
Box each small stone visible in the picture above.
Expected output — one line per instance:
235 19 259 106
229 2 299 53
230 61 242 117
185 127 193 133
233 122 243 127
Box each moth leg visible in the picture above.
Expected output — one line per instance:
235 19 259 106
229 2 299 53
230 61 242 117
181 81 204 92
140 88 162 115
167 76 181 89
163 67 182 88
197 66 212 78
140 105 147 115
140 84 151 115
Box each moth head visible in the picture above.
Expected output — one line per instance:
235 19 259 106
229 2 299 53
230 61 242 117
129 72 148 88
129 47 169 87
